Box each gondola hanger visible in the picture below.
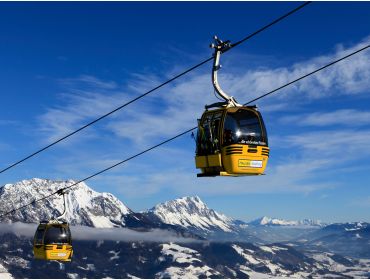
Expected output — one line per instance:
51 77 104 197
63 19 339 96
195 36 270 177
54 189 68 222
206 36 242 109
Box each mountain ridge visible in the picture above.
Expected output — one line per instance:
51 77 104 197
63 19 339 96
1 178 370 278
0 178 131 228
145 195 234 233
1 178 367 234
248 216 325 227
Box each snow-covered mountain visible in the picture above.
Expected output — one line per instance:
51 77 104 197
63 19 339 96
249 216 324 227
0 178 131 228
143 197 331 242
1 178 370 278
143 196 265 242
145 196 235 233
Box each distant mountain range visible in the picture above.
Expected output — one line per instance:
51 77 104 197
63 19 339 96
0 178 369 278
0 178 328 231
248 216 324 227
141 196 324 243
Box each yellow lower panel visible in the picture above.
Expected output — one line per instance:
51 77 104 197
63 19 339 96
219 171 264 177
34 245 73 262
195 153 222 168
196 146 269 176
207 154 222 167
223 156 268 175
195 155 207 168
222 146 269 175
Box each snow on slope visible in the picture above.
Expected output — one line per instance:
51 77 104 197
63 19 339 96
340 222 369 231
249 216 324 227
0 178 131 228
232 244 291 278
0 263 12 279
156 243 221 278
231 244 370 278
147 196 234 232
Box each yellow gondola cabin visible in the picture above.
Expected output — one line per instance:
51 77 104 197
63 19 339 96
195 36 269 177
195 106 269 176
33 221 73 261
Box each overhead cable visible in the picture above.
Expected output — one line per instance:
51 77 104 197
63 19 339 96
0 2 311 175
1 42 368 219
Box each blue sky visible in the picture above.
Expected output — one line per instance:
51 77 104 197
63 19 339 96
1 2 370 223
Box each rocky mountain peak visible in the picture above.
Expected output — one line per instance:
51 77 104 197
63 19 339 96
0 178 131 228
146 196 234 232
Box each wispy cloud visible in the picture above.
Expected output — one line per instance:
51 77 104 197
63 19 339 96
0 120 20 126
37 90 131 143
0 222 36 238
37 36 370 146
350 196 370 208
60 75 118 90
0 142 12 152
280 109 370 127
226 38 370 103
92 155 333 198
286 129 370 159
98 38 370 145
32 36 370 198
72 226 199 243
0 222 199 243
88 128 370 197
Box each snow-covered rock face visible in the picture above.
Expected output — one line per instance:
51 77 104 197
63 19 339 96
0 263 12 279
147 196 234 232
0 178 131 228
249 216 324 227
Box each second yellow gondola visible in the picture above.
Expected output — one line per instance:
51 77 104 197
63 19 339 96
33 189 73 261
33 221 73 262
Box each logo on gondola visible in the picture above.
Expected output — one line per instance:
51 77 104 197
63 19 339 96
239 159 263 168
51 252 67 257
240 140 266 145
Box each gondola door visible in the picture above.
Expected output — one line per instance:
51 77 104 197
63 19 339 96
195 109 225 176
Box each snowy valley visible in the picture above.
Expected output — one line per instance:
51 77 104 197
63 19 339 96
0 178 369 278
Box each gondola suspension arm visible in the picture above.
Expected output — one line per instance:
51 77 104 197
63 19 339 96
54 189 68 222
209 36 242 108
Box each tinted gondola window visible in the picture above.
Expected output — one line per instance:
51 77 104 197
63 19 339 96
197 111 223 155
44 226 70 244
34 227 45 244
223 110 267 146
